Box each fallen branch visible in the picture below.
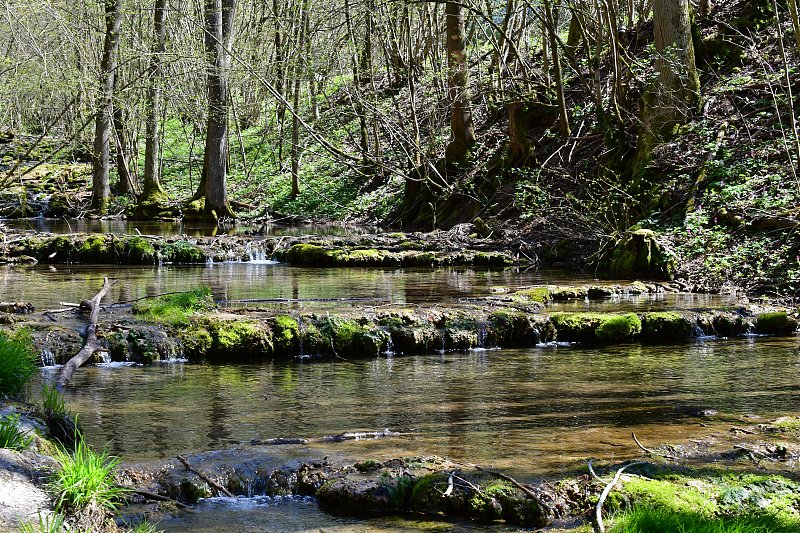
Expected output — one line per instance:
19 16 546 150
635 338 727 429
250 429 407 446
595 462 645 533
632 432 680 461
56 278 115 391
176 455 234 498
473 465 554 514
131 489 188 509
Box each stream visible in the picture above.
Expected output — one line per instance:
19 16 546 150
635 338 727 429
5 220 795 531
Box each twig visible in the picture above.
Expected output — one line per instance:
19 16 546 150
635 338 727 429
632 432 680 461
595 462 645 533
473 465 553 514
131 489 188 509
176 455 234 498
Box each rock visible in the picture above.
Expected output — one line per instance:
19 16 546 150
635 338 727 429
551 312 641 344
756 312 798 335
596 229 676 280
0 448 57 531
0 302 35 314
641 312 695 342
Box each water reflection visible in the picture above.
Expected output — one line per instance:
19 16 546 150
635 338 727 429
51 336 800 477
1 263 738 312
1 217 377 238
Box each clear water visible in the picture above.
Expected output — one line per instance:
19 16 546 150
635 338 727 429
1 263 738 312
1 217 379 237
47 336 800 478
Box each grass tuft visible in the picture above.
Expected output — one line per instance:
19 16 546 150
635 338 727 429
50 433 128 514
0 329 38 397
18 512 68 533
132 287 214 325
0 413 33 450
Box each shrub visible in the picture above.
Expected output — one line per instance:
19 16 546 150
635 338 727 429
50 434 127 513
0 413 33 450
0 329 38 397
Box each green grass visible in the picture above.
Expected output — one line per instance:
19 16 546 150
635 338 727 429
40 383 68 417
0 329 38 397
131 287 214 325
18 512 68 533
609 506 799 533
0 413 33 450
50 433 128 513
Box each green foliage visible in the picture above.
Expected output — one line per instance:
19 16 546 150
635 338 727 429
127 520 164 533
132 287 214 325
18 513 69 533
0 329 38 397
272 315 299 354
596 314 642 344
609 506 798 533
50 434 127 513
40 384 68 417
0 413 33 450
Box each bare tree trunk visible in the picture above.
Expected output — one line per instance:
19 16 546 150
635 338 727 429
199 0 236 219
788 0 800 49
112 98 136 195
141 0 168 204
444 1 476 166
290 1 308 198
542 0 571 138
91 0 122 214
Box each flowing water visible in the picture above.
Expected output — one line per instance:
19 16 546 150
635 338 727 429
2 222 779 531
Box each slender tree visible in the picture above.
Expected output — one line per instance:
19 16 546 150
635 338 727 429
91 0 122 214
138 0 169 211
444 0 476 166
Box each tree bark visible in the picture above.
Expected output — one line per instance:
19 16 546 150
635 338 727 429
56 278 114 391
542 0 571 138
198 0 236 219
444 1 476 166
141 0 168 204
91 0 122 214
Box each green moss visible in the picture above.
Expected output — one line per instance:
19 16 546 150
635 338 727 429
211 320 273 359
596 314 642 344
597 229 676 280
756 312 798 335
489 311 540 347
320 318 388 357
132 287 214 325
272 315 299 355
79 235 112 262
550 286 589 301
552 312 641 344
116 236 157 263
282 243 333 266
641 312 694 342
161 241 207 263
588 285 617 299
474 251 512 266
514 287 551 303
711 314 747 338
178 326 213 360
299 322 325 355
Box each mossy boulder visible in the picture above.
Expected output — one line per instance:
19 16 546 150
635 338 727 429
178 326 213 360
281 244 334 266
160 241 207 263
596 229 676 280
549 286 588 301
513 287 551 304
551 312 641 344
389 325 443 354
641 312 695 342
488 311 541 347
320 318 389 357
271 315 300 355
711 314 748 337
756 312 798 335
207 320 273 359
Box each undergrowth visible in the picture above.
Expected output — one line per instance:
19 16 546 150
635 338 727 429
609 506 799 533
0 413 32 450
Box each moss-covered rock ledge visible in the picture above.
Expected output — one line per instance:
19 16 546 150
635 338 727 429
16 286 795 364
0 230 521 267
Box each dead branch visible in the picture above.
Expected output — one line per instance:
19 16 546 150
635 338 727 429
595 462 645 533
131 489 188 509
473 465 553 514
56 278 115 391
176 455 234 498
632 432 680 461
250 429 407 446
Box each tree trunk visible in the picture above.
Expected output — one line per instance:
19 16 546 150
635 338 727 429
199 0 236 219
91 0 122 214
788 0 800 49
112 100 136 195
542 0 571 138
646 0 700 138
444 1 476 166
141 0 168 205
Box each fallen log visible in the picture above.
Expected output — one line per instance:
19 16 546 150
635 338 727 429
56 278 115 391
176 455 234 498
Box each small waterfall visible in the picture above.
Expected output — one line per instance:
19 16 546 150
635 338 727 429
97 351 111 364
438 330 447 353
476 322 488 349
383 332 395 356
36 194 51 218
40 350 56 367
